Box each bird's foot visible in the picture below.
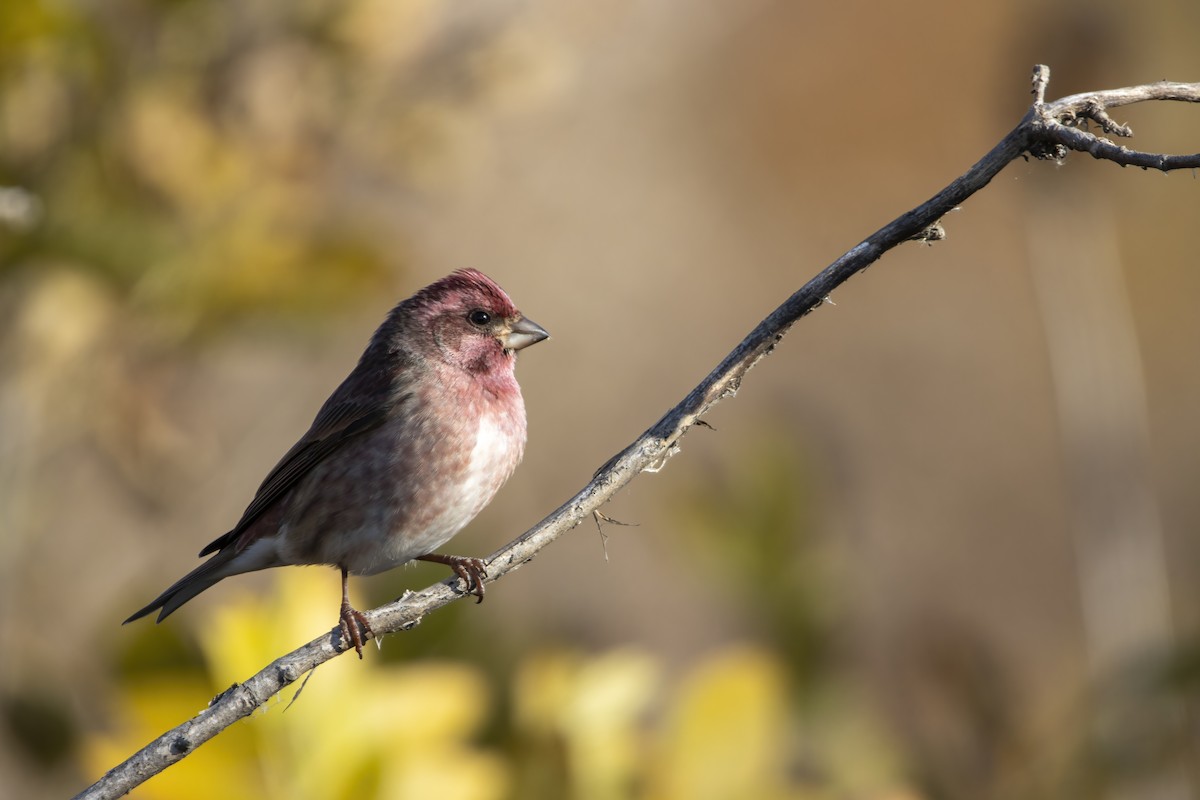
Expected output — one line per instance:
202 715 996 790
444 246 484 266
416 553 489 603
338 601 373 659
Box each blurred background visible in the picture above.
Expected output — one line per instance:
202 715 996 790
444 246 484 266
2 1 1198 798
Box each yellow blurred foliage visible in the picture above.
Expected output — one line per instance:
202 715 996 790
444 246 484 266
123 85 244 211
515 648 660 800
336 0 440 68
86 570 508 800
85 571 916 800
647 647 791 800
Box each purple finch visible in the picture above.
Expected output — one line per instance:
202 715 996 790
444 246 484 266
125 269 548 656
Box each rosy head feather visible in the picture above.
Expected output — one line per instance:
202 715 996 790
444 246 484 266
407 269 520 322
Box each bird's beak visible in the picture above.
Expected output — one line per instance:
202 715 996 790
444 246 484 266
502 316 550 351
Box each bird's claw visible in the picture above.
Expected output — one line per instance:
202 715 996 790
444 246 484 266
417 553 489 603
338 602 373 659
449 556 488 604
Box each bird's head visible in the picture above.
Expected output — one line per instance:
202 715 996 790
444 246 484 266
410 269 549 376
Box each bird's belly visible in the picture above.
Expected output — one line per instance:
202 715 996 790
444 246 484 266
333 411 517 576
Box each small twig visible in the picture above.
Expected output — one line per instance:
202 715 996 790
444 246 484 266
1075 100 1133 137
282 669 317 713
593 510 638 528
1031 64 1051 106
592 509 639 562
1041 124 1197 170
74 65 1200 800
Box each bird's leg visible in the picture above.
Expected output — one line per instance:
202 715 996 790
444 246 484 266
416 553 489 603
337 566 372 659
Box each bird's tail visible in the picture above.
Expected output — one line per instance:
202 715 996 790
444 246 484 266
123 545 247 624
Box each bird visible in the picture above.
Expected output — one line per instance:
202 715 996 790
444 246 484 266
124 269 548 657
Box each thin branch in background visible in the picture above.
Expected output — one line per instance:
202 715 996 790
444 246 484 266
74 65 1200 800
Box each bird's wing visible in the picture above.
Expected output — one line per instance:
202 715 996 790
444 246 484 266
199 365 413 557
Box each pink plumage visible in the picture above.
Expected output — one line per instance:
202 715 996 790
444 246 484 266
125 269 548 656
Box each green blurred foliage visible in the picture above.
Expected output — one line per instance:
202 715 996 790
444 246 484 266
0 0 464 338
671 435 835 693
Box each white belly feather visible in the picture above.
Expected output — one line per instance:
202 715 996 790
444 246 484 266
368 410 516 572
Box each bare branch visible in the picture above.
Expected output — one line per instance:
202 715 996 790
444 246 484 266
1030 79 1200 169
74 65 1200 800
1041 124 1200 170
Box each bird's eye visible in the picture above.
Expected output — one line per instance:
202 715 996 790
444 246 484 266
468 309 492 327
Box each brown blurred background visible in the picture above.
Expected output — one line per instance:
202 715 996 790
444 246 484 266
2 1 1198 798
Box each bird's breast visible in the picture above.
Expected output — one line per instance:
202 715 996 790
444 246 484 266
281 376 527 575
360 399 525 573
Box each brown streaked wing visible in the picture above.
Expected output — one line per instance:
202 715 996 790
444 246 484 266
198 393 409 557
